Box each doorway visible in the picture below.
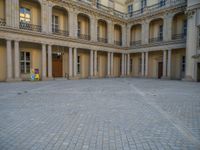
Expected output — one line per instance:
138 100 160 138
52 53 63 77
197 63 200 82
158 62 163 79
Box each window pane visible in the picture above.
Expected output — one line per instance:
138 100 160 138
26 62 30 73
20 52 24 61
26 52 30 61
20 62 25 73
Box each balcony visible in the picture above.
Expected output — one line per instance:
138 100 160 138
0 18 6 26
78 0 92 5
127 0 186 19
96 3 110 12
78 33 90 40
149 37 163 43
52 28 69 37
114 40 122 46
98 37 108 43
19 22 41 32
172 33 186 40
130 40 142 47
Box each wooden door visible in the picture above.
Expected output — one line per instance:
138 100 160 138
52 54 63 77
158 62 163 79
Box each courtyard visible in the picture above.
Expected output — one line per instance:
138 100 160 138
0 78 200 150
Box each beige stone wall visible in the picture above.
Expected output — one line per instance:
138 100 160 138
0 0 5 19
0 40 6 81
131 24 142 41
19 42 42 80
113 53 121 77
78 14 90 35
98 20 107 38
149 19 163 38
114 25 122 42
98 52 107 78
148 51 162 78
77 49 89 79
172 13 186 35
171 49 185 80
130 53 141 77
20 1 41 25
52 7 68 30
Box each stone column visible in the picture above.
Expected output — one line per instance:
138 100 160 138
41 2 49 33
110 52 114 77
90 16 97 42
162 50 167 77
94 50 97 77
6 0 19 28
121 53 125 76
107 52 110 77
164 13 173 41
42 44 47 80
142 21 149 44
141 52 145 77
14 40 20 80
48 4 53 33
167 49 172 78
90 50 94 77
107 20 114 44
124 54 127 76
6 39 13 81
145 52 148 77
127 53 130 76
48 45 52 78
69 10 77 37
126 26 131 47
73 48 77 77
69 47 73 78
122 25 127 47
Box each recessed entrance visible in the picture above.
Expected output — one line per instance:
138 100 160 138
52 53 63 77
158 62 163 79
197 63 200 82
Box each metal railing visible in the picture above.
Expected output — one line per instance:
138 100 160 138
172 33 186 40
149 36 163 43
114 40 122 46
52 28 69 37
98 37 108 43
19 22 42 32
78 33 90 40
0 18 6 26
96 3 110 12
130 40 142 46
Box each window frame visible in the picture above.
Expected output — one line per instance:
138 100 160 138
20 51 31 74
77 55 81 74
20 7 31 23
198 26 200 49
52 15 59 32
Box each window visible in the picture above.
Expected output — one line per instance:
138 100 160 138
198 27 200 48
159 25 163 40
141 0 147 13
160 0 166 7
182 56 185 72
20 51 31 74
139 57 142 73
77 55 81 74
183 20 187 37
78 21 81 35
52 15 59 32
128 4 133 14
20 7 31 23
130 58 133 73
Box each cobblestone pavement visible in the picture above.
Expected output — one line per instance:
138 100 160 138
0 78 200 150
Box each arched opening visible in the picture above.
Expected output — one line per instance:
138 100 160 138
52 6 69 36
130 24 142 46
97 19 108 43
149 18 164 43
172 12 187 40
77 13 90 40
19 0 42 32
114 24 122 46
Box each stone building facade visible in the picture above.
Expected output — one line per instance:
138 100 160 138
0 0 199 82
